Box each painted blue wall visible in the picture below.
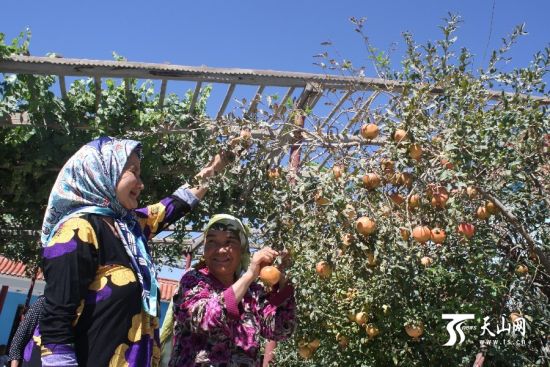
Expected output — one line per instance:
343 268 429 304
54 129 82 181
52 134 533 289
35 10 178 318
1 292 170 345
0 292 38 345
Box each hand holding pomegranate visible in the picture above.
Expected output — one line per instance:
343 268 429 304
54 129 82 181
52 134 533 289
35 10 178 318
247 247 279 278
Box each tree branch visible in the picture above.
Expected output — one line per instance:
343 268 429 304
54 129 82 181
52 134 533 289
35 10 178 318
478 188 550 274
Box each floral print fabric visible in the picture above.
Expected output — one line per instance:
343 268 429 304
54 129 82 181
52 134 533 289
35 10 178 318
169 268 296 367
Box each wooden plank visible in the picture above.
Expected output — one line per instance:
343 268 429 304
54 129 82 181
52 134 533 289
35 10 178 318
246 85 265 116
158 79 167 108
268 87 295 123
125 78 131 97
216 83 236 119
321 90 353 126
94 77 101 110
189 81 202 115
294 87 310 110
280 87 295 107
306 89 323 110
58 75 67 99
295 82 323 111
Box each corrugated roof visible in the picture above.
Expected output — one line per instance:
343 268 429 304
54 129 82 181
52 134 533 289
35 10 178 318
1 55 548 104
0 256 178 301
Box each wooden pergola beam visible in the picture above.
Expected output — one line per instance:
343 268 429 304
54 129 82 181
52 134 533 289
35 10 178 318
188 81 202 115
0 55 402 90
1 55 549 104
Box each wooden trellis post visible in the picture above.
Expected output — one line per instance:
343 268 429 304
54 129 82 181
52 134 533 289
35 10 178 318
263 110 306 366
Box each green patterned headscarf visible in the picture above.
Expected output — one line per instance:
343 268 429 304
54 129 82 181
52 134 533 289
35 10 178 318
204 214 251 276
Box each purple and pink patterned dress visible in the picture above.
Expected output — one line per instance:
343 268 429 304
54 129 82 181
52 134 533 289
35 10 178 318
169 267 296 367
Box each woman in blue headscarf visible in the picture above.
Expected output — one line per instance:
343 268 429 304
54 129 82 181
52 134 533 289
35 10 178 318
38 137 228 367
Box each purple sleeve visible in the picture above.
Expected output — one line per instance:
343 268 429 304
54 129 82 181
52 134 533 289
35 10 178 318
223 287 240 319
135 185 199 239
41 344 78 366
173 271 231 334
259 283 297 341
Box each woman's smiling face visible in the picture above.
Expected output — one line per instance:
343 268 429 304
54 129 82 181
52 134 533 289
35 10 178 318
204 229 242 285
116 152 145 210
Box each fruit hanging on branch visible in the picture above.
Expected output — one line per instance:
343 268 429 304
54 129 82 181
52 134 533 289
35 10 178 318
355 311 368 325
457 223 475 240
392 129 409 143
336 334 349 349
314 191 330 206
515 264 528 276
316 261 333 279
408 194 422 209
412 225 431 244
362 173 381 190
229 129 253 149
259 265 281 286
409 143 423 161
298 344 313 360
485 200 499 214
440 157 454 170
430 228 446 244
428 185 449 209
395 172 414 188
476 205 490 220
342 233 354 247
361 123 379 139
509 312 523 323
420 256 433 267
332 165 344 179
380 159 395 174
466 186 478 199
399 227 411 240
366 251 378 267
267 167 281 181
389 192 405 206
308 339 320 351
405 322 424 340
365 323 380 339
356 217 377 236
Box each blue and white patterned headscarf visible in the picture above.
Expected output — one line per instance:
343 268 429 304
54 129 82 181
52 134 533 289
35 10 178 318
41 136 159 316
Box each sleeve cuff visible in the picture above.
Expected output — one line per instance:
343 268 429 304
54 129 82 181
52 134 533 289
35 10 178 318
172 184 200 209
223 287 240 319
267 283 295 307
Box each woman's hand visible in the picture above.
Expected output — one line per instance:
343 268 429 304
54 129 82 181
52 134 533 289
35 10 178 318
231 247 278 304
196 151 233 179
190 151 234 199
247 247 279 278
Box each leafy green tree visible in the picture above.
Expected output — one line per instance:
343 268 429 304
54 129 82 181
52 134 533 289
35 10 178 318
1 15 549 366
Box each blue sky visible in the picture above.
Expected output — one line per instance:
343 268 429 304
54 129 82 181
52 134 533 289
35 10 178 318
2 0 548 73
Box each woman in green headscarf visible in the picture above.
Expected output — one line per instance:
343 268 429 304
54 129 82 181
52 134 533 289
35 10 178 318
168 214 296 367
